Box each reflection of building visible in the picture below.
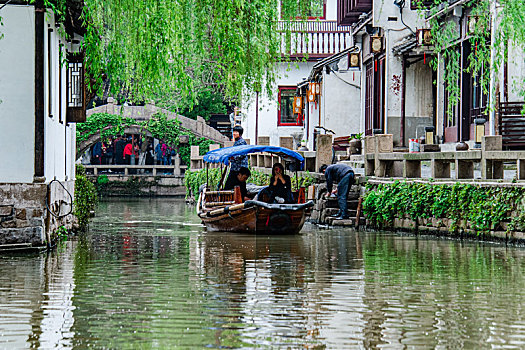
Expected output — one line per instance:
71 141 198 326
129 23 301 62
0 1 85 247
0 241 76 347
194 231 366 348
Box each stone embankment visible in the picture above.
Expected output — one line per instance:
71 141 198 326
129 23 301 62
0 181 76 250
362 178 525 243
309 182 366 227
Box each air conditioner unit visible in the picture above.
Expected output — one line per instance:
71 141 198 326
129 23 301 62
417 28 432 46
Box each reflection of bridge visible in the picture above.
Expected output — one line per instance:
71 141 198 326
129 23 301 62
79 99 230 158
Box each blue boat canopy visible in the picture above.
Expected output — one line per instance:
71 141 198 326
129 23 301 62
203 145 305 170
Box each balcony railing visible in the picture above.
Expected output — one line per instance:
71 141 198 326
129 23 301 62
279 20 353 58
499 102 525 149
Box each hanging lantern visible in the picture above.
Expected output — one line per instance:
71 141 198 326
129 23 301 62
315 82 321 95
293 96 303 114
307 83 316 102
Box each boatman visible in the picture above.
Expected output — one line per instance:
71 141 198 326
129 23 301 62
224 167 251 202
319 164 355 220
225 125 248 187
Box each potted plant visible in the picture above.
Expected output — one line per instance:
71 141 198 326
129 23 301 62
349 133 363 155
298 139 309 151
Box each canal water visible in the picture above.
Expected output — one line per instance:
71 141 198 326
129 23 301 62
2 199 525 349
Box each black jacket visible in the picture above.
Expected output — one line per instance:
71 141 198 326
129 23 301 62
325 164 354 193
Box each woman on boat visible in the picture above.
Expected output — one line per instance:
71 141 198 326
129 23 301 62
266 163 294 204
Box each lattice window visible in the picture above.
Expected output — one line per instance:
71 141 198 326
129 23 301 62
66 52 86 123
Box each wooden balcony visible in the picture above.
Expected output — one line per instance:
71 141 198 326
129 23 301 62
338 0 372 25
499 102 525 149
279 21 353 59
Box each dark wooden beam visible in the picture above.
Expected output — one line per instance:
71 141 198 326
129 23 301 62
34 0 45 178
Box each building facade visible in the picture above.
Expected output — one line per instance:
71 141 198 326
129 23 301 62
242 0 355 149
0 1 85 248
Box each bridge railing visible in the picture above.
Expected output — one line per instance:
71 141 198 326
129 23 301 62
84 164 188 176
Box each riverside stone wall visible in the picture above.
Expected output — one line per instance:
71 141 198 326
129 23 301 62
363 179 525 244
0 181 76 248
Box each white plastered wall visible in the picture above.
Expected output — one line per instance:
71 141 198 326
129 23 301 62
43 11 77 182
316 55 362 149
374 0 433 145
243 62 315 147
0 5 36 183
505 44 525 102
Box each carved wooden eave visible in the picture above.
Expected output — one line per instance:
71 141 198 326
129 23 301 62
337 0 372 26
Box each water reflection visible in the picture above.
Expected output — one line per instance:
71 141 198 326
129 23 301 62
0 198 524 349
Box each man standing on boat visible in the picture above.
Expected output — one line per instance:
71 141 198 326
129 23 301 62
319 164 355 220
225 125 248 186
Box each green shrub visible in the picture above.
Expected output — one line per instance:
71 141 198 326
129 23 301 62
184 167 315 198
363 181 525 234
74 165 99 230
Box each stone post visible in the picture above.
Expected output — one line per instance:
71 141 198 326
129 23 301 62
364 136 375 176
481 135 503 179
279 136 294 150
315 134 333 171
258 136 270 146
374 134 393 177
174 155 181 176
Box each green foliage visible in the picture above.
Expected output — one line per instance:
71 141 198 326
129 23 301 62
169 88 228 121
74 165 99 230
415 0 525 114
184 168 315 198
55 225 69 242
363 181 525 235
95 176 159 197
351 133 363 141
77 112 214 165
184 168 224 198
97 174 109 185
82 0 319 105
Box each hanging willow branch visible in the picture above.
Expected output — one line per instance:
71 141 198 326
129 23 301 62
80 0 321 106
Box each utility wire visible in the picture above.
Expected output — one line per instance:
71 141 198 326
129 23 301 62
0 0 15 12
332 70 361 89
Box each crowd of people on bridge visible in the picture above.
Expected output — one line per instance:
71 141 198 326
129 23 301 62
89 135 177 166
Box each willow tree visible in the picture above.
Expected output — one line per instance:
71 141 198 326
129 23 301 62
82 0 319 105
417 0 525 115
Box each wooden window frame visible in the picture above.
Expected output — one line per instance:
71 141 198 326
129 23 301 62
48 28 53 119
278 86 302 126
66 52 86 123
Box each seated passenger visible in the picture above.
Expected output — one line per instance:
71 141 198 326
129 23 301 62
224 167 251 201
268 163 294 204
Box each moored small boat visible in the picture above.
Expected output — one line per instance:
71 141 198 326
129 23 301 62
197 145 314 234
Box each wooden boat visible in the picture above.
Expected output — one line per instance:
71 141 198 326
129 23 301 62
197 145 314 234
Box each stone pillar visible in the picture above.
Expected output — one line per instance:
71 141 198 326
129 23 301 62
196 116 205 136
481 135 503 179
431 160 451 178
374 134 393 177
364 136 376 176
174 155 181 176
280 136 294 150
518 159 525 180
315 134 333 171
258 136 270 146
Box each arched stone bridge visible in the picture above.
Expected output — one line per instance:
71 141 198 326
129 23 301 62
77 100 229 158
